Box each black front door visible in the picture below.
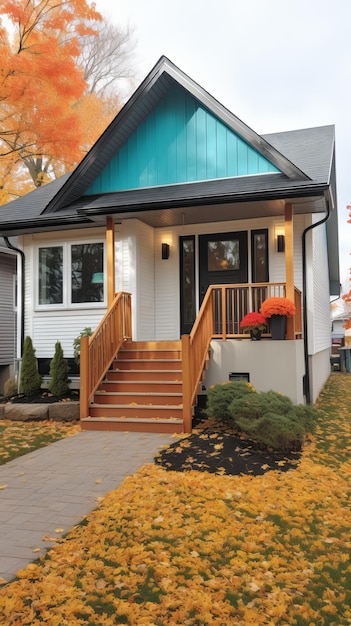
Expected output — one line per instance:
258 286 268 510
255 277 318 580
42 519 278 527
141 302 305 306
199 231 248 303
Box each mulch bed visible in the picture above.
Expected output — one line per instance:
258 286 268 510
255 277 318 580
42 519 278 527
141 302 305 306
0 390 79 404
155 421 302 477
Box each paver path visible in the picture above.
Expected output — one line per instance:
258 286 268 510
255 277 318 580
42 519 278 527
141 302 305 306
0 430 172 583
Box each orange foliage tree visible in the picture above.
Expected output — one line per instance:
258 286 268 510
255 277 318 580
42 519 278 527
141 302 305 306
342 204 351 330
0 0 110 202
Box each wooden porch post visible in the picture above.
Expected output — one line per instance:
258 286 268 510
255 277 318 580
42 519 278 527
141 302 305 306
106 217 115 308
285 203 295 339
79 335 89 420
182 334 192 434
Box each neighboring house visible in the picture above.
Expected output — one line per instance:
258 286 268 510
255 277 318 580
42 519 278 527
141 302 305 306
0 241 18 394
0 57 339 431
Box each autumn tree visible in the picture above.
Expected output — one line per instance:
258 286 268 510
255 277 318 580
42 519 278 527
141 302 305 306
0 0 134 202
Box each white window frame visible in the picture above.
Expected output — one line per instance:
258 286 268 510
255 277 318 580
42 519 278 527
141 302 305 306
36 238 106 310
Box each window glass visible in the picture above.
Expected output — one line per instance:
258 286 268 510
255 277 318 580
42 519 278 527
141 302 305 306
207 239 240 271
181 237 196 324
71 243 104 303
251 230 268 283
39 246 63 304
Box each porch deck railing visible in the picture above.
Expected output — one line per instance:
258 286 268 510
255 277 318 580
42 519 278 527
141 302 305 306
80 291 132 419
182 282 302 432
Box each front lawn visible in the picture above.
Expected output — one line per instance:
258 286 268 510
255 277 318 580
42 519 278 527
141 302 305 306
0 420 80 464
0 373 350 625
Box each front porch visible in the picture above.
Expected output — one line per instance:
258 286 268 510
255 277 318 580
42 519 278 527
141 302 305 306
79 283 303 433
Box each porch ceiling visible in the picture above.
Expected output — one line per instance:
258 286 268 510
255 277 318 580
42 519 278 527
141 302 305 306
84 194 327 229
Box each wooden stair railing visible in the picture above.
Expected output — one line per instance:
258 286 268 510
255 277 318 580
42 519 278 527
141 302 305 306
182 288 214 433
80 292 132 419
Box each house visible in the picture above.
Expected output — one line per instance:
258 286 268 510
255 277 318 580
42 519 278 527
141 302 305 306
0 241 18 394
0 56 339 432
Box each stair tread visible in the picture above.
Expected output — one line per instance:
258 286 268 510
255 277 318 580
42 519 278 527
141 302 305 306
115 359 182 363
82 416 183 423
91 403 183 409
103 380 182 384
96 391 182 396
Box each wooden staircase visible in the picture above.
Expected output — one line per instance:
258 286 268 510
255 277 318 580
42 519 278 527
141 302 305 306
80 341 185 433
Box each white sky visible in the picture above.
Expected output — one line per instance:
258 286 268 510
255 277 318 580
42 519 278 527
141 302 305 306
96 0 351 290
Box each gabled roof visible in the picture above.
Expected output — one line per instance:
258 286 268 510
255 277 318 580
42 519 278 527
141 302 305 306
0 56 336 236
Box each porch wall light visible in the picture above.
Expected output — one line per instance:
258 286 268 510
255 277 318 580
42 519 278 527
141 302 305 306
277 234 285 253
161 243 170 260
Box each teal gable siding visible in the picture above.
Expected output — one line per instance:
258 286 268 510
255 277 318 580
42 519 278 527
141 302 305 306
84 85 280 195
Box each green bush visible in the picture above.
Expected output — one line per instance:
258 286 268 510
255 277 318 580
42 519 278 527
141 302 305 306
48 341 70 397
20 336 42 396
206 381 255 425
73 327 93 365
206 383 318 452
229 390 294 422
234 411 307 452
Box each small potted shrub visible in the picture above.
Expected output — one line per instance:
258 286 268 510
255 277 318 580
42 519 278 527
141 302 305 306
239 312 267 340
260 297 296 340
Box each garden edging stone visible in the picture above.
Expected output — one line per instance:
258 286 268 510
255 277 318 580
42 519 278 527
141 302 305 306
1 402 79 422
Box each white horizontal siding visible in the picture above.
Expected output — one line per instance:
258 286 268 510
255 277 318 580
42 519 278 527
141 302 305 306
32 312 105 358
135 222 155 340
310 219 331 353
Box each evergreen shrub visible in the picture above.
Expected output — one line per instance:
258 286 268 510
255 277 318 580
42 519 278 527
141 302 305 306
20 336 42 395
206 382 318 452
48 341 70 397
206 381 255 425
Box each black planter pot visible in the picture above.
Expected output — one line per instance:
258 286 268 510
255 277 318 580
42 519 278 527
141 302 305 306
249 328 262 341
269 315 287 340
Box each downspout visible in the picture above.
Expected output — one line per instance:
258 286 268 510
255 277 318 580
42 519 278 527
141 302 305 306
302 197 331 404
4 237 25 357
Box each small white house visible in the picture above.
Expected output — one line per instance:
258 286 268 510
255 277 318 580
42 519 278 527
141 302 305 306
0 57 340 431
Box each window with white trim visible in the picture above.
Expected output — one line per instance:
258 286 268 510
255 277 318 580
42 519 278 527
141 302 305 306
38 241 105 307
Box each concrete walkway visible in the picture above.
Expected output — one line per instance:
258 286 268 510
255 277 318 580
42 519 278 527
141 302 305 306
0 430 173 583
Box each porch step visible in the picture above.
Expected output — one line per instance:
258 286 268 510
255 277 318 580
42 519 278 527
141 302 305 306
100 380 182 393
112 360 181 371
80 417 184 434
93 391 183 405
105 369 182 382
83 340 186 433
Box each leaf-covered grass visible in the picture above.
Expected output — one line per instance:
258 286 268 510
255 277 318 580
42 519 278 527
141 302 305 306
0 374 350 625
0 420 80 464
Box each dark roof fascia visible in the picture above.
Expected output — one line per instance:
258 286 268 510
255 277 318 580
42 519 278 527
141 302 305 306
0 215 93 237
43 57 310 215
77 180 330 218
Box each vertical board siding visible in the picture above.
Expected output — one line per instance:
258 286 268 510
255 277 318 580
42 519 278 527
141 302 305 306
85 84 280 195
0 254 16 364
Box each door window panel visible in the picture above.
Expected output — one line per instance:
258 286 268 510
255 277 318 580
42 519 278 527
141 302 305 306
207 239 240 271
180 236 196 330
251 230 269 283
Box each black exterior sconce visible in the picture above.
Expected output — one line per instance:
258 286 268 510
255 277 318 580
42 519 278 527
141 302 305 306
161 243 170 259
277 234 285 253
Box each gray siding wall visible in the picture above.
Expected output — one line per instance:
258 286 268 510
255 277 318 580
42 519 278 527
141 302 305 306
0 252 16 366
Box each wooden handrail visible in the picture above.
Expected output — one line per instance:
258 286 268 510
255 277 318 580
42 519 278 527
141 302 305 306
182 282 302 432
80 292 132 419
182 288 214 433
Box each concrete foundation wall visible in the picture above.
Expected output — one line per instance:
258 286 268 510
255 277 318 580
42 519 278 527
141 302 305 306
205 339 305 404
